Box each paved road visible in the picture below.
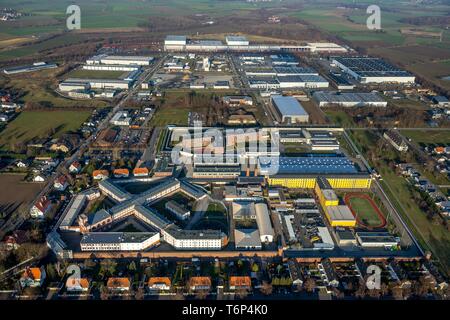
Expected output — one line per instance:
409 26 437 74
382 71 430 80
342 129 424 256
3 55 168 236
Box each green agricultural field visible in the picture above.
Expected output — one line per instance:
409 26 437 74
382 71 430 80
401 130 450 145
2 70 108 108
0 110 91 151
150 106 189 126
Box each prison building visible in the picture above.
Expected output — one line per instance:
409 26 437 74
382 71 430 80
324 205 356 228
315 176 339 208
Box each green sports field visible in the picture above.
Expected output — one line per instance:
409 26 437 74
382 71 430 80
346 195 385 228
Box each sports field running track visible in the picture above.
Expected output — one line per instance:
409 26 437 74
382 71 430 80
344 193 387 229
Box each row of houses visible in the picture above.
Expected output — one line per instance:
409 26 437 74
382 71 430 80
92 167 150 180
398 163 449 217
20 267 251 294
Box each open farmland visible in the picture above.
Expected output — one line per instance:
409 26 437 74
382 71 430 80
400 130 450 146
0 174 43 216
0 110 91 151
1 68 108 108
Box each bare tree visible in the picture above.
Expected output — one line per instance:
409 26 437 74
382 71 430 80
260 281 273 296
303 278 316 293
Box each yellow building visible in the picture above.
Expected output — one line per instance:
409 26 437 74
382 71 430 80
324 205 356 227
267 175 372 190
315 176 339 208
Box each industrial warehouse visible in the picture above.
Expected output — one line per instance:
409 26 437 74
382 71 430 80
271 95 310 123
57 54 154 97
332 56 416 84
312 91 388 107
164 35 348 53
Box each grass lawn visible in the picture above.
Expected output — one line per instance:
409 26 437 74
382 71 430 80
325 110 355 127
0 110 91 151
193 202 228 233
348 130 450 276
2 69 108 108
400 130 450 145
347 195 384 228
150 106 189 126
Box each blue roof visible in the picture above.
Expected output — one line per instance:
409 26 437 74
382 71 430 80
259 156 358 175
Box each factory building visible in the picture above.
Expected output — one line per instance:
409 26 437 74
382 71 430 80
248 78 280 89
315 176 339 208
258 155 358 176
80 232 160 251
271 95 309 123
278 75 329 88
324 205 356 228
59 81 90 92
254 203 274 243
355 232 399 248
332 57 416 84
267 174 372 189
222 96 253 106
86 54 153 66
58 194 88 231
226 35 249 46
3 62 57 75
306 42 348 53
164 35 347 53
313 91 388 108
110 111 131 126
83 64 140 72
63 78 130 90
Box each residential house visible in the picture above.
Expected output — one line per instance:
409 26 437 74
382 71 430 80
147 277 171 292
319 259 339 288
16 159 31 168
92 170 109 180
113 168 129 178
30 196 52 218
33 174 46 182
66 278 90 292
3 230 29 250
20 267 46 288
133 167 149 177
229 276 251 291
69 161 82 173
287 260 304 288
189 277 211 292
54 175 69 191
107 277 131 292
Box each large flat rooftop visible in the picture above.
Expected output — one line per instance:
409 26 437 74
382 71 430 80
271 95 308 117
259 155 358 175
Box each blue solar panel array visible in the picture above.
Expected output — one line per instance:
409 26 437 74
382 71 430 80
259 156 358 175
